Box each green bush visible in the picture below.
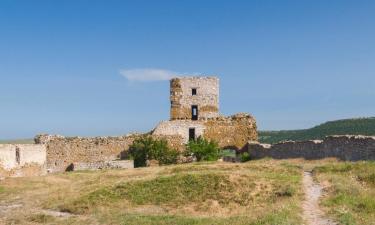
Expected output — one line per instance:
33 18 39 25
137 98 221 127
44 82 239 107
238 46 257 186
240 152 251 162
186 137 221 162
129 136 179 167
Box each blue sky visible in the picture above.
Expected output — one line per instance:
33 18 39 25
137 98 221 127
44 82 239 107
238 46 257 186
1 0 375 139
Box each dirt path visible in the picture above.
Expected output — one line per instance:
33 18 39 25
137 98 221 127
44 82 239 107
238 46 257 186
302 171 337 225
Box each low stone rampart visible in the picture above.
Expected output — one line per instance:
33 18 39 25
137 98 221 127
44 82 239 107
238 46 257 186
35 134 137 173
247 135 375 161
35 134 184 173
0 144 46 177
204 113 258 150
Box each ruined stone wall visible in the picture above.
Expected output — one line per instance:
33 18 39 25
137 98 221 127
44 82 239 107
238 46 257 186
247 135 375 161
170 77 219 120
0 144 46 170
204 113 258 150
35 134 184 173
152 113 258 149
35 134 138 173
152 120 206 143
0 144 46 177
0 145 17 169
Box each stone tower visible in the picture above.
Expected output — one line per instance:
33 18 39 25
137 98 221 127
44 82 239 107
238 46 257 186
152 76 258 149
170 77 219 120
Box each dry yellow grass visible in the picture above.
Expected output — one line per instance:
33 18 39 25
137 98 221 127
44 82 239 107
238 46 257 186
0 160 303 225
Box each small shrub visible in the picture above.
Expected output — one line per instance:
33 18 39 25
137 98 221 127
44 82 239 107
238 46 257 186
240 152 251 162
357 173 375 186
129 136 179 167
186 137 221 162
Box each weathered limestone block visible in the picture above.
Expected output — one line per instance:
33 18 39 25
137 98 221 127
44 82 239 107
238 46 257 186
170 77 219 120
152 134 186 151
0 145 17 169
35 134 139 173
0 144 46 177
152 120 206 143
204 113 258 150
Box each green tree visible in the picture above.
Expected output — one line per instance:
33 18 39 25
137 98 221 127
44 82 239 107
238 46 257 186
129 136 179 167
186 137 221 162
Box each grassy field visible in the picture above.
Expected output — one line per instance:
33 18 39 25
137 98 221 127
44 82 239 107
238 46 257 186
0 160 303 225
314 161 375 225
259 117 375 144
0 159 374 225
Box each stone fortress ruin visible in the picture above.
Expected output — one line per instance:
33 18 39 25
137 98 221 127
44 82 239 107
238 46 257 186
1 76 375 177
0 76 258 176
152 77 258 148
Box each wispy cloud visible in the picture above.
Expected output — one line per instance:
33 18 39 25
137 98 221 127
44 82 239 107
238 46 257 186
120 68 180 82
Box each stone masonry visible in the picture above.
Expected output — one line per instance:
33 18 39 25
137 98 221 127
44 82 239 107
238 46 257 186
0 76 257 175
0 144 46 177
245 135 375 161
35 134 184 173
153 76 258 149
170 77 219 120
2 75 375 177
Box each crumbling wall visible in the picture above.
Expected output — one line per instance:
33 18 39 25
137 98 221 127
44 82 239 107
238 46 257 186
247 135 375 161
35 134 139 173
153 134 185 152
0 144 46 177
0 145 17 169
152 113 258 149
204 113 258 150
18 144 47 166
35 134 184 173
170 77 219 120
152 120 206 143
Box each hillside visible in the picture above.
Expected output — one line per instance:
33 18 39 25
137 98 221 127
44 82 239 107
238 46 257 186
259 117 375 144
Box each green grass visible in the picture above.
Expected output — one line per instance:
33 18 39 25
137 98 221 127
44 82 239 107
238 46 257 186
60 171 294 214
259 117 375 144
119 173 234 205
314 161 375 225
0 161 304 225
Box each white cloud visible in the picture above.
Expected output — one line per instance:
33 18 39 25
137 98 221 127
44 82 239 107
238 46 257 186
120 68 180 82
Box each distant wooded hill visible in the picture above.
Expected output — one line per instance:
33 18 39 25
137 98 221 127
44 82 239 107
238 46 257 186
259 117 375 144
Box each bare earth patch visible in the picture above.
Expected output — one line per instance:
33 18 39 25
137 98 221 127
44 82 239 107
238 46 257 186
302 171 337 225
